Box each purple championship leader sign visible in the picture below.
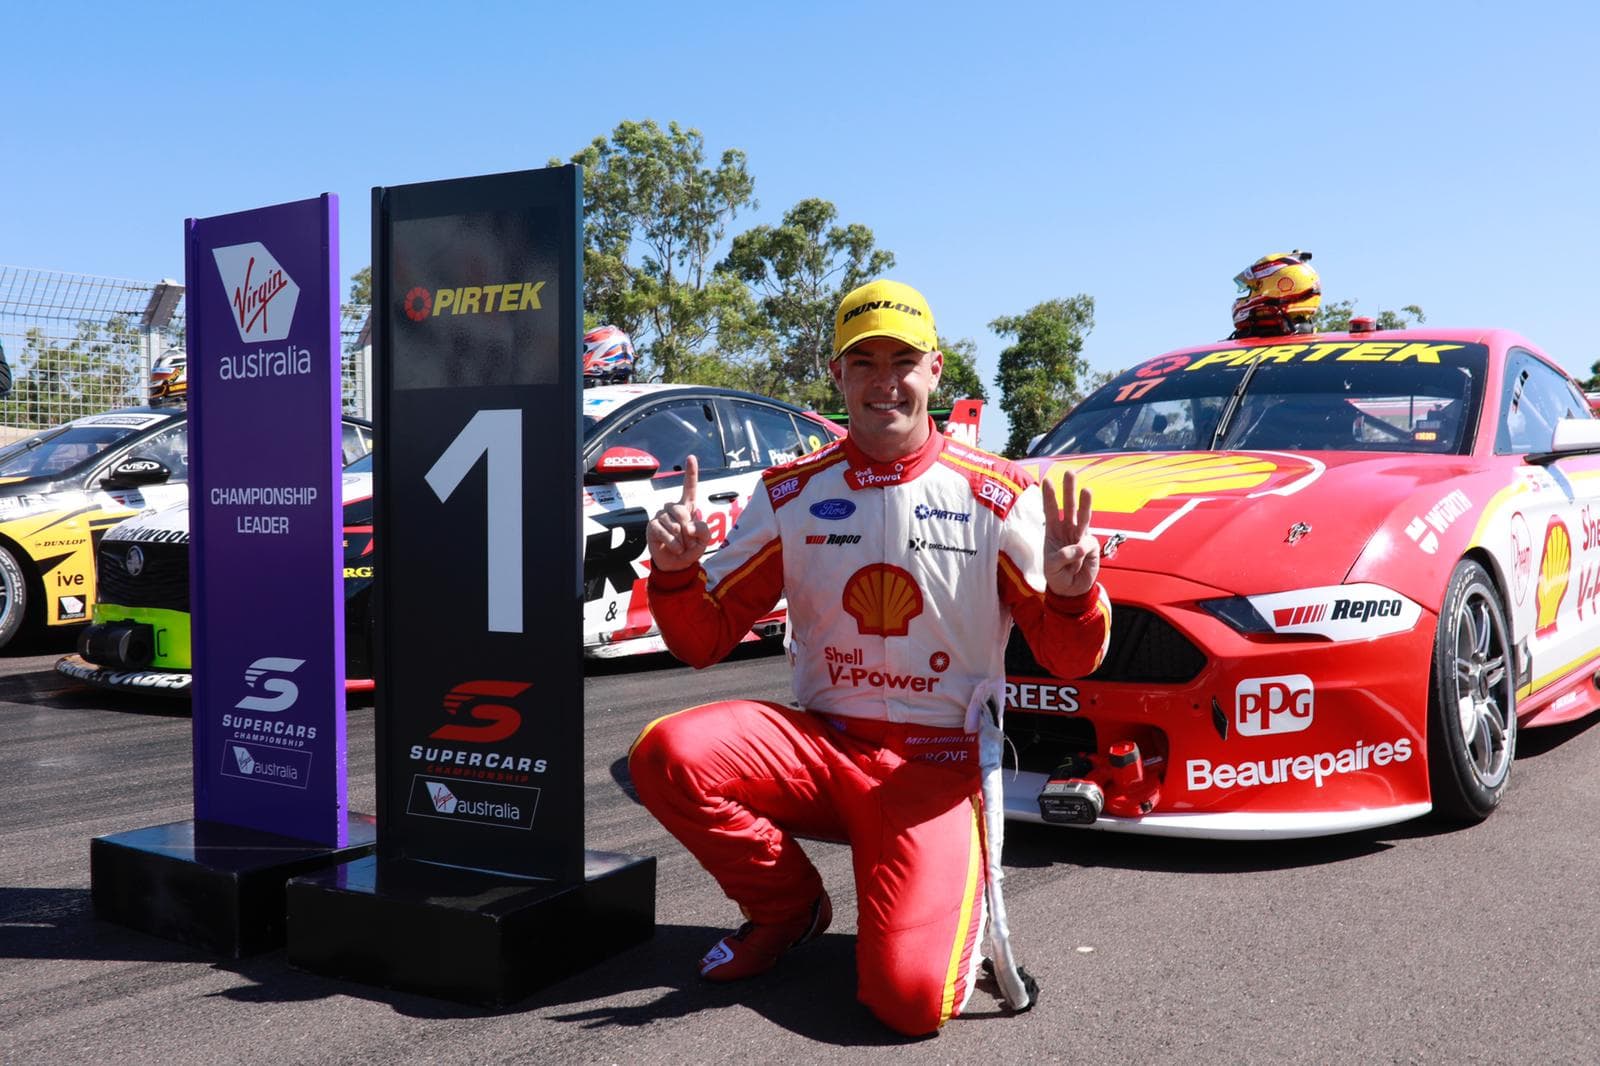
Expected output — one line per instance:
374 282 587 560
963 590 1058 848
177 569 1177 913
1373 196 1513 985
185 195 347 847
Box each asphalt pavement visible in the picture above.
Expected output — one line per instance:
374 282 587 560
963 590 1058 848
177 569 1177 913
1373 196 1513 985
4 632 1600 1064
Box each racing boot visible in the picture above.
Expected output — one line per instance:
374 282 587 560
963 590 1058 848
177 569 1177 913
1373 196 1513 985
698 891 832 982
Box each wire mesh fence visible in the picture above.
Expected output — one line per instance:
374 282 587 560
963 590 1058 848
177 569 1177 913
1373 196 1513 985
0 265 372 434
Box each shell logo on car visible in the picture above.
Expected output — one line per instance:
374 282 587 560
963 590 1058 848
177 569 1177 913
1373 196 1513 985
1038 452 1323 539
1536 517 1572 637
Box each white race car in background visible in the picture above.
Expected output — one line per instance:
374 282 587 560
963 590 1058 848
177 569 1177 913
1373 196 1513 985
581 384 845 657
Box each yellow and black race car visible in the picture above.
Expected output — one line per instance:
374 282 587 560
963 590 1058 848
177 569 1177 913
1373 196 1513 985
0 407 193 648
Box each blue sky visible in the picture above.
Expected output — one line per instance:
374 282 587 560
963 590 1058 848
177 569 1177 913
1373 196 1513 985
9 1 1598 449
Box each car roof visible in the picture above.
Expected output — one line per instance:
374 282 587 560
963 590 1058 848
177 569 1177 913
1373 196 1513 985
1155 326 1537 358
583 383 821 423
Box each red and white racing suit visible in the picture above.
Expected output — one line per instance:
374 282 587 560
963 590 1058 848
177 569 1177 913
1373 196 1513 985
629 425 1110 1035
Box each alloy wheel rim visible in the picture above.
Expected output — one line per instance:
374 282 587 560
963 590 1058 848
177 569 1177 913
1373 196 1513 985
1451 580 1513 789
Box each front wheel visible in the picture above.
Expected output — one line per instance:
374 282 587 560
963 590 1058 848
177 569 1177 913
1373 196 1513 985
1427 559 1517 823
0 545 30 649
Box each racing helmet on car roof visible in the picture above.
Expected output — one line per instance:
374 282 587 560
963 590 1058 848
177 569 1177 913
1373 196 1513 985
583 325 635 387
149 348 187 405
1232 250 1320 338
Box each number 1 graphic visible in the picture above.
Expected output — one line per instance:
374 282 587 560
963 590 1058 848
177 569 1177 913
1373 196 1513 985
425 409 523 633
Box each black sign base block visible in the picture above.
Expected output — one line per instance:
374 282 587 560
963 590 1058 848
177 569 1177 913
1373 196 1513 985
285 850 655 1007
90 814 377 958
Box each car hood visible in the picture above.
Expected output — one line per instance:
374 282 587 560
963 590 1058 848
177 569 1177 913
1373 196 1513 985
1020 450 1473 596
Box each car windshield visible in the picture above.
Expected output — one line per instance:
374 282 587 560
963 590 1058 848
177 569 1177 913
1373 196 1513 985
1034 340 1488 456
0 422 151 479
345 453 372 473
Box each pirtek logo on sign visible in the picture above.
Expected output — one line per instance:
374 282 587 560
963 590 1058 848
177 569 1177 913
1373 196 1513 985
213 242 300 343
402 281 547 322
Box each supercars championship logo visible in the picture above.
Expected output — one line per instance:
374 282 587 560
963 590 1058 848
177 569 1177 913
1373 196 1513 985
405 681 544 830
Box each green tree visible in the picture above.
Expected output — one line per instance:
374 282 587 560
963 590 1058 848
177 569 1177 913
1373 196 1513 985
1583 358 1599 391
933 336 988 410
1311 299 1426 332
349 266 371 305
556 119 757 383
992 296 1096 456
719 197 895 409
0 320 142 428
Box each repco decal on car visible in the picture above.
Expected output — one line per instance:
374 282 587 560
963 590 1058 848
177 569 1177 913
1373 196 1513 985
1247 584 1422 641
430 680 531 743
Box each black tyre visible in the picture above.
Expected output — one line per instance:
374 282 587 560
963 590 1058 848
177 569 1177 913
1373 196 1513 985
0 545 29 649
1427 559 1516 823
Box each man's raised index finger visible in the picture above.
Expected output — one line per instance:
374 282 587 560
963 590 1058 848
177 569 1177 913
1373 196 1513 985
679 454 699 507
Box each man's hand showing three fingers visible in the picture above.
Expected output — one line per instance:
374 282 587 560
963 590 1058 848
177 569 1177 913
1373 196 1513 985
1041 469 1100 598
646 454 713 572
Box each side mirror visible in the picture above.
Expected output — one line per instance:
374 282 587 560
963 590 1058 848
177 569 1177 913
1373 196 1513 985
1526 417 1600 465
101 456 173 489
585 446 660 484
1551 417 1600 452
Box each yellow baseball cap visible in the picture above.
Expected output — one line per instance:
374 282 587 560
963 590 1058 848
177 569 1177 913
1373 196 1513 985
832 279 938 358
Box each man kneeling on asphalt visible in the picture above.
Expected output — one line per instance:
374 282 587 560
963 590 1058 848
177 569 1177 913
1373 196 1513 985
628 279 1111 1037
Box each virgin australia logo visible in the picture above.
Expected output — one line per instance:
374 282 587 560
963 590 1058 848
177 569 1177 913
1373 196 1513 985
212 241 300 343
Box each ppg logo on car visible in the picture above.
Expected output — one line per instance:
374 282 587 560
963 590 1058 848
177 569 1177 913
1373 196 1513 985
1235 674 1314 736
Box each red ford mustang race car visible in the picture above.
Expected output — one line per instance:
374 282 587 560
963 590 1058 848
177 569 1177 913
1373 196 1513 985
1005 327 1600 838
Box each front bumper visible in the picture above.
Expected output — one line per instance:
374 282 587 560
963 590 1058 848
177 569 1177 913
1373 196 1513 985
1002 571 1439 839
56 654 192 695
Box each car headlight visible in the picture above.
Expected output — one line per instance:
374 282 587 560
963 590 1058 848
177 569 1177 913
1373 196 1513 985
1197 596 1274 634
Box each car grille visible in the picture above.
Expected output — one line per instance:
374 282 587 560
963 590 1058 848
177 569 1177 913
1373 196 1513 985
1006 605 1206 684
1007 711 1097 774
98 542 189 612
